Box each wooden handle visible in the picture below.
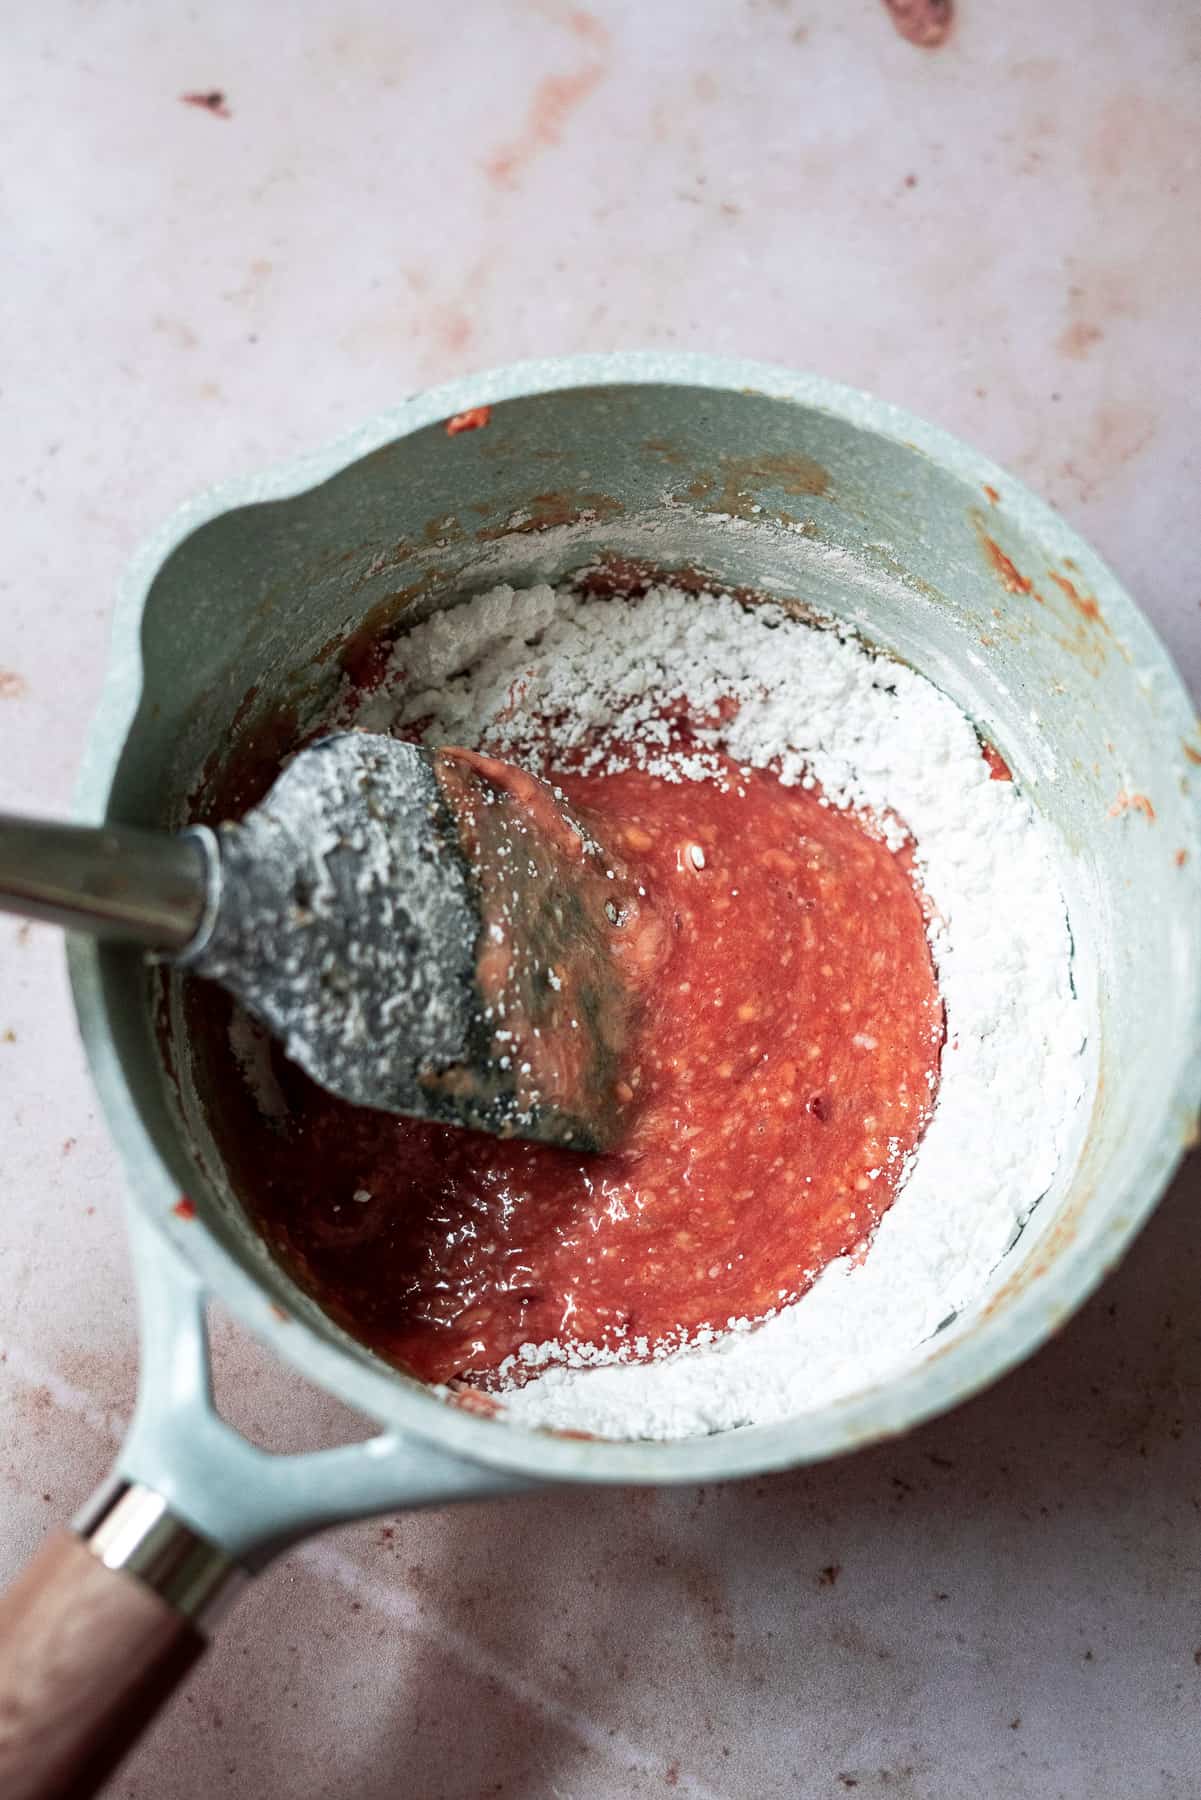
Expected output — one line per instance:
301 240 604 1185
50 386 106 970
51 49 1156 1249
0 1529 205 1800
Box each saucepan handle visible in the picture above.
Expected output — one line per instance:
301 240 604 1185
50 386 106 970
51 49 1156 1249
0 1475 238 1800
0 1209 535 1798
0 1527 204 1800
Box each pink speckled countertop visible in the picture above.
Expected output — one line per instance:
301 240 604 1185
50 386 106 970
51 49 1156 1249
3 3 1200 1795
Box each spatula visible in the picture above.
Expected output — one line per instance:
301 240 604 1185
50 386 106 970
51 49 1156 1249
0 732 650 1151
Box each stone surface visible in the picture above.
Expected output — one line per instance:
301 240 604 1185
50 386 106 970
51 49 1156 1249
2 2 1199 1795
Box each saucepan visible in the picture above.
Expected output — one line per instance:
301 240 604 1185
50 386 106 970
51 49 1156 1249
1 353 1198 1800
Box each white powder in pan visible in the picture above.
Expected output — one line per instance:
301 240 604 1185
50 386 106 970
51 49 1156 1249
347 581 1086 1441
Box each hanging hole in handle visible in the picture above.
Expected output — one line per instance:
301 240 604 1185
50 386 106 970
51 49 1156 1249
203 1299 378 1455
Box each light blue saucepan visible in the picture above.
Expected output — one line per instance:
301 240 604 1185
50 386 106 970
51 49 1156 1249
1 354 1197 1800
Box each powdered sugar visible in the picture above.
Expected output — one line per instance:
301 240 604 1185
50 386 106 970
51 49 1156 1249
192 732 480 1119
344 581 1085 1440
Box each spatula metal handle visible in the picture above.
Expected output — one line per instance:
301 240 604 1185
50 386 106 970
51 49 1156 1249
0 813 213 953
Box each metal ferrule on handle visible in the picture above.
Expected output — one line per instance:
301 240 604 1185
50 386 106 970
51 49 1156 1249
0 815 217 953
74 1481 245 1626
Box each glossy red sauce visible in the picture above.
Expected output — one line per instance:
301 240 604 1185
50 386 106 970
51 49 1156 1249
204 750 944 1387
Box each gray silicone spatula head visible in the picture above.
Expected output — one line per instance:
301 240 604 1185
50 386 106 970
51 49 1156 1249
188 731 658 1151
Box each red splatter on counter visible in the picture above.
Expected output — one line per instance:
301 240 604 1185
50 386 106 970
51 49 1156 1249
982 484 1000 506
484 64 606 188
172 1195 197 1220
445 406 492 436
880 0 953 47
180 90 231 118
220 753 943 1387
568 10 608 43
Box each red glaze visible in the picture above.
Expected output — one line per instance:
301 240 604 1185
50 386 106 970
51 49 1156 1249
981 741 1013 782
223 753 943 1387
444 406 492 435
